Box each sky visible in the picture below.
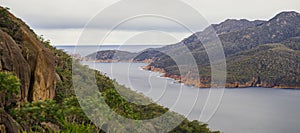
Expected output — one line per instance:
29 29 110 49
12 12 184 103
1 0 299 45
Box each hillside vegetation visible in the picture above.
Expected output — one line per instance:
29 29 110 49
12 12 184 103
89 11 300 88
0 6 218 132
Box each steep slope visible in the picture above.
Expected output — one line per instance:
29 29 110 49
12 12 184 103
211 19 265 35
134 18 267 58
143 11 300 88
226 43 300 87
0 7 56 102
91 11 300 88
90 19 268 68
0 6 219 133
220 11 300 55
0 7 58 132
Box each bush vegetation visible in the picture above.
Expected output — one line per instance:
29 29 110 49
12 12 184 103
0 6 218 132
5 35 219 132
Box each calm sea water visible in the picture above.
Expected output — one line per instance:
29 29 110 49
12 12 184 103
57 45 300 133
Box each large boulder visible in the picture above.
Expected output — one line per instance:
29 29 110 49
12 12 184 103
0 7 56 102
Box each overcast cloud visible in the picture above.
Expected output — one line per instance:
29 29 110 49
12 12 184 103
1 0 299 45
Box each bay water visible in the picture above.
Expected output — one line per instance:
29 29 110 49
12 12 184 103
57 45 300 133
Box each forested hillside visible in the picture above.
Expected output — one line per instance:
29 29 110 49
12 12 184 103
92 11 300 88
0 6 218 132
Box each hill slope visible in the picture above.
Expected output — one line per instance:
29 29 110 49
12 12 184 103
143 11 300 88
0 7 56 102
0 6 218 133
89 11 300 88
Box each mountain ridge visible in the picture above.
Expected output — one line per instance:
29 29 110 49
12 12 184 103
89 11 300 88
0 6 219 133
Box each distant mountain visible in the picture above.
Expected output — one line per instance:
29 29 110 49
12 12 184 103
0 6 218 132
219 11 300 55
212 19 266 35
88 11 300 88
86 50 138 62
181 19 266 45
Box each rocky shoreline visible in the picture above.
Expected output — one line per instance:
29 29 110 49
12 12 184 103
82 57 300 89
142 65 300 89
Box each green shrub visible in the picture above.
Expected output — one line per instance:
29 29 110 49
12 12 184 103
0 72 20 100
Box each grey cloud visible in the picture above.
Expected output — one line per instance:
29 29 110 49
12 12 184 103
1 0 300 45
2 0 300 31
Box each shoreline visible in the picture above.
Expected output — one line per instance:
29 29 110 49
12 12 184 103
82 60 300 90
142 65 300 90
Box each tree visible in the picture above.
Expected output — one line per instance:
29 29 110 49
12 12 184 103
0 72 20 107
